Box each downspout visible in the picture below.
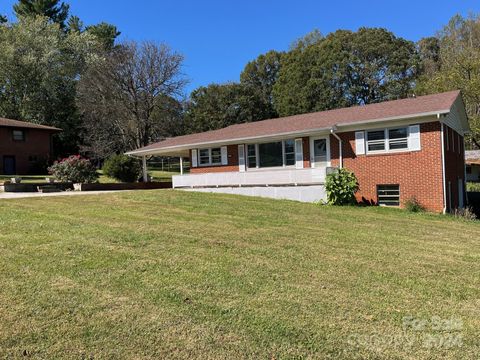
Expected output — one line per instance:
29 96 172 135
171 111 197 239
440 120 447 214
330 127 343 168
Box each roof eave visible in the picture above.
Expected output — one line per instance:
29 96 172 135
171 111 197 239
125 109 451 156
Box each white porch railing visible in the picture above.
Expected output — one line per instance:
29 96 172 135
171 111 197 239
173 167 326 188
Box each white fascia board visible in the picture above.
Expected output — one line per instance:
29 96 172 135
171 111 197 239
125 110 451 156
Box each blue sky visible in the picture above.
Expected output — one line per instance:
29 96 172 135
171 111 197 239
2 0 480 94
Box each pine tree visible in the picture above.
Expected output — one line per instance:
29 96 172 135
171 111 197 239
13 0 69 28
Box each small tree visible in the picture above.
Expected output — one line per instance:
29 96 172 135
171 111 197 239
325 168 359 205
48 155 98 183
102 154 141 182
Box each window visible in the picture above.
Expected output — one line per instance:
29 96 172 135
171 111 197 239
284 139 295 166
388 128 408 150
366 127 408 153
211 148 221 164
466 165 472 174
247 139 297 169
12 130 25 141
367 130 386 152
199 149 210 165
259 142 283 167
198 147 222 166
28 155 38 162
247 144 257 168
377 185 400 206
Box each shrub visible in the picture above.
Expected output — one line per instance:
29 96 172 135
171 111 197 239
453 207 477 221
467 182 480 192
48 155 98 183
325 168 359 205
102 154 142 183
404 197 425 212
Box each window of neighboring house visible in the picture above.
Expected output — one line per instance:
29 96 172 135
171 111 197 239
466 165 472 174
366 127 408 153
377 184 400 206
12 130 25 141
248 139 297 169
198 148 222 166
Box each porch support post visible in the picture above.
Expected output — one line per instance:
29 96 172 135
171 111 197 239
180 156 184 175
142 155 148 182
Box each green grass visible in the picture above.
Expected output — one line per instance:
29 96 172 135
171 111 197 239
0 191 479 359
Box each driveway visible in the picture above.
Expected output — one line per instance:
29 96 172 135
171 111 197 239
0 190 127 199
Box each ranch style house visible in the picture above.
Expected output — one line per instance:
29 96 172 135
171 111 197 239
127 90 469 213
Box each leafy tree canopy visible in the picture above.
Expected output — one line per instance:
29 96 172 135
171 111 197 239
273 28 419 117
416 14 480 148
240 50 283 119
186 83 275 133
0 16 98 154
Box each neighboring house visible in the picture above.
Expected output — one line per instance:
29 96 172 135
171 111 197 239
466 150 480 182
0 118 61 175
127 90 469 213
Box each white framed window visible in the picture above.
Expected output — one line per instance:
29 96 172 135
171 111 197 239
366 127 409 154
246 139 297 169
198 147 222 166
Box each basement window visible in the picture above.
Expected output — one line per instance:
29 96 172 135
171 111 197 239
377 185 400 206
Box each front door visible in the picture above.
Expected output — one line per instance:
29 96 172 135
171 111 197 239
3 156 16 175
310 137 329 168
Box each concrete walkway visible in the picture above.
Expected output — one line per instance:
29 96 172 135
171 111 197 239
0 190 127 199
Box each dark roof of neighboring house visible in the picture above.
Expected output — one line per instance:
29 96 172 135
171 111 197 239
0 117 61 131
128 90 462 155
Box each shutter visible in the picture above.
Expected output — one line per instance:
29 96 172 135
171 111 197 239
238 144 245 172
408 125 421 151
191 149 198 167
355 131 365 155
295 138 304 169
221 146 228 165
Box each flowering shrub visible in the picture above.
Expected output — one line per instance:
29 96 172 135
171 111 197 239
48 155 99 183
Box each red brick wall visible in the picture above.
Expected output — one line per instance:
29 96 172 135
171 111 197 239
190 144 239 173
0 127 54 175
443 125 465 212
330 122 445 212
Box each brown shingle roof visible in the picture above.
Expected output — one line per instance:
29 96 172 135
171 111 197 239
0 117 61 131
128 90 461 154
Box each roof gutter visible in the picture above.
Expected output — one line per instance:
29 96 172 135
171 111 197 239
330 126 342 169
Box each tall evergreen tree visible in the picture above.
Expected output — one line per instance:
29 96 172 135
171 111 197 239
85 22 120 50
13 0 69 28
0 15 7 24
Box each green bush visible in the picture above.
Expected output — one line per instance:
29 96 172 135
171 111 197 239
48 155 98 183
325 168 359 205
404 197 425 212
467 182 480 192
103 154 142 182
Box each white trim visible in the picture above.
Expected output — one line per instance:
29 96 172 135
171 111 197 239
197 147 223 167
309 136 330 168
238 144 245 172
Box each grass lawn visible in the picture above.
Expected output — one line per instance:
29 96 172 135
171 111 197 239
0 191 479 358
